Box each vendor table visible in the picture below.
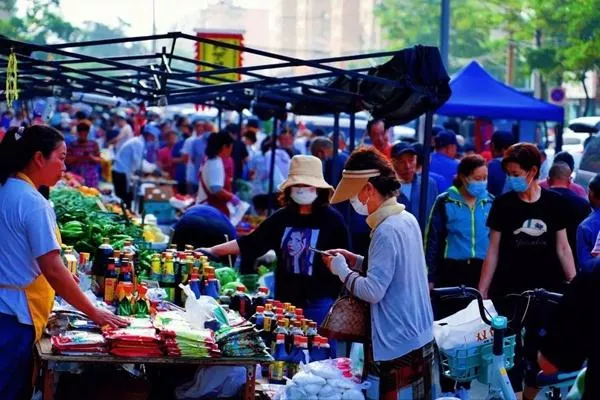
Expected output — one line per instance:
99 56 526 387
36 337 271 400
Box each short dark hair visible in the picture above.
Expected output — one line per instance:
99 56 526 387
454 154 486 188
278 187 331 209
75 110 87 120
205 131 234 159
310 137 333 155
589 174 600 198
553 151 575 172
0 125 64 184
502 142 542 179
366 119 384 136
549 162 571 182
76 121 91 133
243 130 257 144
344 147 400 198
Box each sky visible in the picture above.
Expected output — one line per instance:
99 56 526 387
19 0 272 36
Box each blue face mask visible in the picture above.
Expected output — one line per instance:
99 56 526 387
506 175 530 193
466 180 487 198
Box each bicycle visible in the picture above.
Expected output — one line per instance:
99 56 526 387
432 286 584 400
504 289 582 400
433 286 517 400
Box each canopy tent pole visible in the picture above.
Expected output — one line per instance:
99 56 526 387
418 110 434 233
238 111 244 138
349 112 356 153
268 118 280 215
217 109 222 131
330 112 340 186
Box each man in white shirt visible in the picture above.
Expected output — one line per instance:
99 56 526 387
108 111 133 152
182 119 210 195
112 125 159 208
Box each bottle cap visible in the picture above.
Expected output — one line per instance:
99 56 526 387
309 321 317 328
295 308 303 316
236 285 246 292
294 321 302 327
258 287 269 294
256 306 265 313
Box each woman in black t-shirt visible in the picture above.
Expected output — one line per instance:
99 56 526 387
478 143 576 398
203 155 349 324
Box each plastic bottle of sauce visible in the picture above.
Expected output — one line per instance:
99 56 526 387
151 253 162 281
252 287 269 313
271 319 289 353
288 335 308 378
92 238 113 295
230 285 252 319
104 259 118 304
161 253 175 301
269 334 289 384
188 269 201 300
306 321 319 351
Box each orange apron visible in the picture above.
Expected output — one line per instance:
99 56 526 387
0 173 59 342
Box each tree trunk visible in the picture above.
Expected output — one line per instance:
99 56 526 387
581 73 591 116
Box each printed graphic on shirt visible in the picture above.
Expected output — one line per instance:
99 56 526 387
513 219 548 237
281 227 320 276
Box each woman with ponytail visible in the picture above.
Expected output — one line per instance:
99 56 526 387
0 125 128 400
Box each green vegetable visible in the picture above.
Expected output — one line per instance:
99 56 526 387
221 280 243 296
215 267 239 287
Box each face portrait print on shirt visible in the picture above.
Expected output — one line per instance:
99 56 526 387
281 227 320 276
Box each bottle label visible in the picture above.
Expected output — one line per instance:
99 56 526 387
268 361 287 382
263 317 272 332
104 278 117 303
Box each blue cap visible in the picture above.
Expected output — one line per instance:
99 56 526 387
490 131 515 150
391 141 417 158
434 130 458 148
143 124 161 137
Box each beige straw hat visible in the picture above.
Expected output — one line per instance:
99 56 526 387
330 169 381 204
278 155 334 192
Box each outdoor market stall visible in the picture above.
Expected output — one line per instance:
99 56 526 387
1 32 451 398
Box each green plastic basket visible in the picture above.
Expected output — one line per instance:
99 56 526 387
439 335 516 384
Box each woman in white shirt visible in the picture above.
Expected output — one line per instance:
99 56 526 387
197 131 240 216
0 125 127 399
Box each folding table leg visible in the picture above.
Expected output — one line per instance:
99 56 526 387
42 361 54 400
243 364 256 400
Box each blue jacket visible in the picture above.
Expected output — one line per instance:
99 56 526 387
576 209 600 271
487 158 506 197
430 152 459 192
397 173 439 222
425 186 494 283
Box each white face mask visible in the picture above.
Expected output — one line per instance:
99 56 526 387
350 195 369 215
290 187 318 205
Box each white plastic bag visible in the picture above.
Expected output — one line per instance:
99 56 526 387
180 284 220 329
292 370 326 386
433 299 498 350
228 200 250 226
318 384 336 397
310 361 343 380
342 389 365 400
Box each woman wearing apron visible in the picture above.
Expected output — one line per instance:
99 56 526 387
0 125 128 400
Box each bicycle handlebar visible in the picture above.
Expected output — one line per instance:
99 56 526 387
431 286 492 325
517 288 563 303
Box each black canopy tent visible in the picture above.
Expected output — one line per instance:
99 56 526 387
0 33 450 229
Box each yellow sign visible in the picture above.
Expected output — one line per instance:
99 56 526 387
195 32 244 84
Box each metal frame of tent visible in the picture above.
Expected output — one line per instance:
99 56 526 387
0 32 440 229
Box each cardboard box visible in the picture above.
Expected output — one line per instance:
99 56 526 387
144 185 173 202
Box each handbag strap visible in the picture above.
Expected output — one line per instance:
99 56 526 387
349 273 360 296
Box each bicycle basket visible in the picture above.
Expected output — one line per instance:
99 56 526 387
439 335 516 384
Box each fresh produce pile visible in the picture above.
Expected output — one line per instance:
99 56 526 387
51 188 152 275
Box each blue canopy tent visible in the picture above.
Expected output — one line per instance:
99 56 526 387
437 61 564 123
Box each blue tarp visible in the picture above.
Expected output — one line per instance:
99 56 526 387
436 61 564 122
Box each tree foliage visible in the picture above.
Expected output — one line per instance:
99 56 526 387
375 0 600 93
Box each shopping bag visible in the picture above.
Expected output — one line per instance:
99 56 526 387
433 299 498 350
